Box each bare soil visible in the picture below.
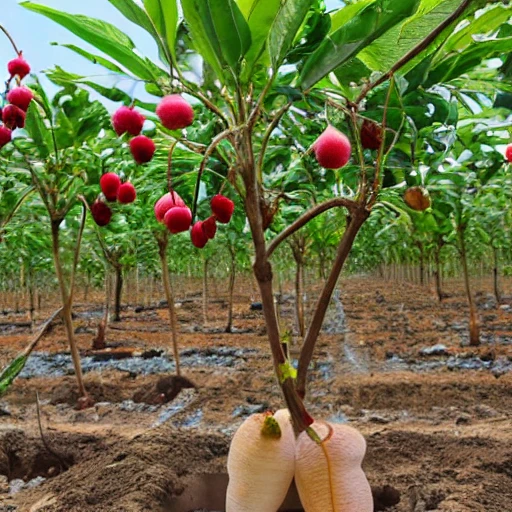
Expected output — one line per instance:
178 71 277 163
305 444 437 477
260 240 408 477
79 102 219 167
0 276 511 511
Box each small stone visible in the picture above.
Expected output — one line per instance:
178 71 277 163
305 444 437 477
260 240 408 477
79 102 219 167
0 475 9 494
455 413 472 425
420 344 449 356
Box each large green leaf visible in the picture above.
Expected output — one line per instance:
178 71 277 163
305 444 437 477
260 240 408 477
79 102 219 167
21 2 159 81
144 0 179 62
268 0 312 72
299 0 421 90
24 102 52 158
54 44 128 75
181 0 251 81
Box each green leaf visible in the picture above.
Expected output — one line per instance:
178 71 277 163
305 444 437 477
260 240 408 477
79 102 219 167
299 0 421 90
268 0 311 72
181 0 251 81
143 0 179 62
0 355 28 398
21 2 159 81
24 102 51 158
54 44 128 74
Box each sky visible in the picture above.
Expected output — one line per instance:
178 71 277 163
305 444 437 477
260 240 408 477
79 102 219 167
2 0 345 109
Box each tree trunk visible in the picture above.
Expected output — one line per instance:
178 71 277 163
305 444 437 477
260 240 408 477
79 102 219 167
459 229 480 346
158 235 181 376
419 245 425 286
435 245 443 303
225 245 236 333
93 269 111 350
202 257 209 327
292 242 305 339
492 245 501 305
51 220 87 400
113 265 123 322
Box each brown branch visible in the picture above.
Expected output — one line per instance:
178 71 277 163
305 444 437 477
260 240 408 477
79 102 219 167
0 25 20 55
266 197 358 259
355 0 473 104
296 207 369 398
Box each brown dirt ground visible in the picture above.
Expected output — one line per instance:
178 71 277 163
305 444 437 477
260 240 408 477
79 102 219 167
0 275 510 511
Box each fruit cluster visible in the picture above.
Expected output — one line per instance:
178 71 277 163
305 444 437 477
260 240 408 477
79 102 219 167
0 53 34 150
154 190 234 249
91 173 137 226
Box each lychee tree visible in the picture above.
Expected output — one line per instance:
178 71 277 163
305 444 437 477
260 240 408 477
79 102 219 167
22 0 512 507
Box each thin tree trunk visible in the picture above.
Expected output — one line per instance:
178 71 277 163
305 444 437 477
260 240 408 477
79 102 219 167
158 235 181 377
113 265 123 322
93 269 111 350
493 245 501 305
435 245 443 302
51 220 87 399
202 257 209 327
292 246 305 339
459 229 480 346
225 245 236 333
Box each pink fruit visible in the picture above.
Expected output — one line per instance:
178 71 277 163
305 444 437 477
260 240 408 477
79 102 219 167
112 106 145 136
117 182 137 204
8 54 30 79
130 135 155 164
202 216 217 239
313 125 352 169
154 191 186 223
156 95 194 130
91 201 112 227
191 221 208 248
211 195 234 224
2 105 25 129
0 127 12 149
100 173 121 202
7 86 34 112
506 144 512 163
164 206 192 234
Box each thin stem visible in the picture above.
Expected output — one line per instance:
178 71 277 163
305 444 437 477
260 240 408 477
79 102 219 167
266 197 358 258
247 78 275 130
355 0 473 104
0 185 34 232
0 25 20 54
296 208 369 398
167 140 178 193
67 199 88 308
192 128 235 220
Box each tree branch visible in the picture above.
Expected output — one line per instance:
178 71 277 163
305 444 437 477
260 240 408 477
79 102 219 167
355 0 473 104
266 197 358 259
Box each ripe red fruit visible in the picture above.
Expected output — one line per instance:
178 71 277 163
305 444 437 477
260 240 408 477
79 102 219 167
154 191 186 222
313 125 352 169
117 182 137 204
164 206 192 234
211 194 234 224
191 221 208 248
112 106 145 136
7 87 34 112
91 201 112 227
404 187 431 211
202 216 217 239
7 54 30 79
505 144 512 163
100 173 121 202
130 135 155 164
2 105 25 129
156 95 194 130
0 127 12 149
360 119 383 150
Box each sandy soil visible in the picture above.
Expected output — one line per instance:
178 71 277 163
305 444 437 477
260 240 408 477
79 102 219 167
0 275 510 511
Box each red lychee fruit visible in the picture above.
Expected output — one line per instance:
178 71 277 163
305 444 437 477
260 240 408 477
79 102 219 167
156 95 194 131
91 200 112 227
7 86 34 112
2 105 26 129
202 216 217 239
506 144 512 163
8 54 30 79
313 125 351 169
0 127 12 149
211 195 234 224
404 187 431 211
360 119 383 150
112 106 145 136
191 221 208 248
117 182 137 204
130 135 155 164
154 191 186 223
164 206 192 234
100 173 121 202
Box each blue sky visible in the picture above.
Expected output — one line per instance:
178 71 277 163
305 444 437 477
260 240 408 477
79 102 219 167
2 0 344 109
